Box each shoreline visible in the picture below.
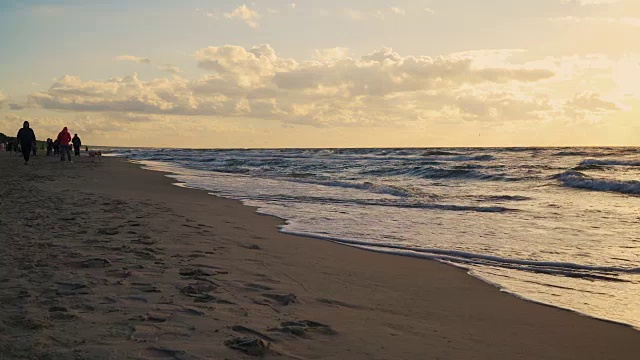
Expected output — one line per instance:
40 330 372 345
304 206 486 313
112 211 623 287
134 158 640 332
2 153 640 359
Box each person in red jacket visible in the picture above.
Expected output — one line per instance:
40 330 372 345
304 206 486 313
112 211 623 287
57 127 72 162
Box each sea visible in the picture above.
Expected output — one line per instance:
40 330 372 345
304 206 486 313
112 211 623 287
110 147 640 329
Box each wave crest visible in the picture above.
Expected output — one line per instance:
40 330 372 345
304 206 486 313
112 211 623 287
555 171 640 195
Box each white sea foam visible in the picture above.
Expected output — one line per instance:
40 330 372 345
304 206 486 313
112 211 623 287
556 171 640 195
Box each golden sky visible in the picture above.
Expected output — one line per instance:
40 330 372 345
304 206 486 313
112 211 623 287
1 0 639 147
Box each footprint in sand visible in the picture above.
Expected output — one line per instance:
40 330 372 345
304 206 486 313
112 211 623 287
243 283 273 292
269 320 338 338
78 258 112 268
261 293 298 306
179 283 234 304
239 244 261 250
316 297 365 309
224 337 279 357
97 228 119 236
138 346 200 360
231 325 277 342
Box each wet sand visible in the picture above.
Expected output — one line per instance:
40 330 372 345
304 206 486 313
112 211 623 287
1 152 639 359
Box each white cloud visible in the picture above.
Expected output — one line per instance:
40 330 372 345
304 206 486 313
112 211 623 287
312 47 351 62
424 8 435 14
29 45 563 127
566 92 620 111
157 64 182 74
390 7 405 16
0 91 7 108
3 113 119 136
114 55 151 65
224 4 260 28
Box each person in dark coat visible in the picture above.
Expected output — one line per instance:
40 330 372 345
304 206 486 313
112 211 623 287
16 121 36 165
72 134 82 157
46 138 53 156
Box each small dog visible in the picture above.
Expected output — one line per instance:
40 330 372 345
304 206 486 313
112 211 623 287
88 150 102 162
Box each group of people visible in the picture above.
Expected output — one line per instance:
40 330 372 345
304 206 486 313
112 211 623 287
45 132 83 160
12 121 84 165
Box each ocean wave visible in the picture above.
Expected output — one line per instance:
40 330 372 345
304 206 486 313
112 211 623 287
476 195 532 202
282 178 418 197
360 166 507 181
253 194 513 213
554 151 595 157
554 171 640 195
422 150 462 156
446 154 496 162
579 159 640 167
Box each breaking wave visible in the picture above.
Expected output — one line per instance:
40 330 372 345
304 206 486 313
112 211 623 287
555 171 640 195
580 159 640 167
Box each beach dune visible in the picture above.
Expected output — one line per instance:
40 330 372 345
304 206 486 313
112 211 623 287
1 153 639 359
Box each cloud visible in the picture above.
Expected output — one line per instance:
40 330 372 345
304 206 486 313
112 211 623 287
3 113 118 136
0 91 7 108
195 44 296 87
312 47 351 62
390 7 405 16
562 92 621 121
224 4 260 28
424 8 436 14
9 104 25 110
114 55 152 65
566 92 620 111
28 45 565 127
157 64 182 74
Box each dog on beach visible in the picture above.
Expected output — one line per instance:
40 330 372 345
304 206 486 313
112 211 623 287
88 150 102 162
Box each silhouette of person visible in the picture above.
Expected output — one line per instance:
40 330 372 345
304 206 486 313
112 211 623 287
72 134 82 157
16 121 36 165
56 127 72 162
46 138 53 156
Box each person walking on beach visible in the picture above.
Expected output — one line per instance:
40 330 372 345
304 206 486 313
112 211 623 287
72 134 82 157
16 121 36 165
53 139 60 155
46 138 53 156
57 127 72 162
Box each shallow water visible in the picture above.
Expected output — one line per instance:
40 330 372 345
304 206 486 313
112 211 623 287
112 147 640 328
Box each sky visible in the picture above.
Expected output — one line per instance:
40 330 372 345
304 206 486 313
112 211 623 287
1 0 639 148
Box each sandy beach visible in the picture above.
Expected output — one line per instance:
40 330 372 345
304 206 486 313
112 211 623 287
1 153 639 360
